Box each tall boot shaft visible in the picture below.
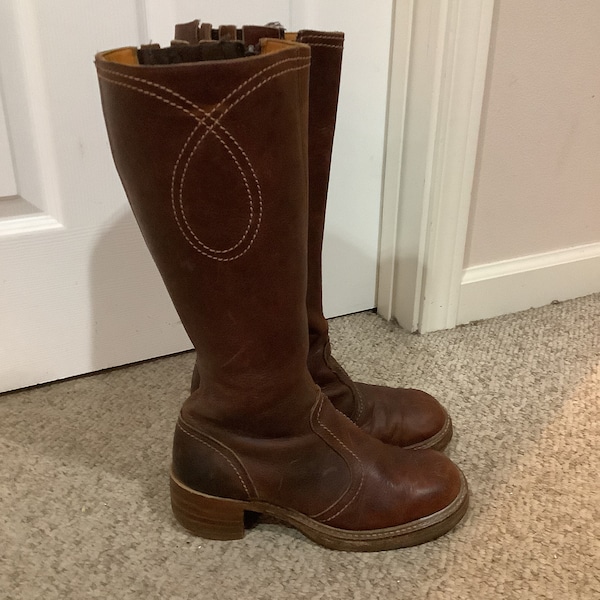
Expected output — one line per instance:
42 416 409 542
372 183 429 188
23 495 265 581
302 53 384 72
169 21 342 337
295 30 344 343
289 32 452 448
95 40 313 424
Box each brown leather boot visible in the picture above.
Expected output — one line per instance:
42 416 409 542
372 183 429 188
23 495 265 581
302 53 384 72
95 37 468 551
175 21 452 451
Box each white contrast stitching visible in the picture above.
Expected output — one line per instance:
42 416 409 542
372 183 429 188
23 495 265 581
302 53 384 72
99 55 306 117
170 61 309 260
98 71 260 259
98 70 259 257
97 54 309 261
175 124 257 255
99 59 308 259
353 383 365 421
312 394 364 523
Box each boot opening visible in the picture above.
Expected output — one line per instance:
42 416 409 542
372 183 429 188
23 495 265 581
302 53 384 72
99 37 300 67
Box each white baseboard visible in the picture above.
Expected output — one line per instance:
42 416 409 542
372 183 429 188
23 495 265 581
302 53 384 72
458 242 600 324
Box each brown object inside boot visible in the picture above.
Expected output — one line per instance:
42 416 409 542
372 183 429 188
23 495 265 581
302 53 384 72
100 37 296 68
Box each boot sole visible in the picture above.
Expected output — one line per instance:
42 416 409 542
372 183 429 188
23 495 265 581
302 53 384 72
170 469 469 552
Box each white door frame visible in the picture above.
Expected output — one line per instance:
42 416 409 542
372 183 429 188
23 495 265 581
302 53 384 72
377 0 495 333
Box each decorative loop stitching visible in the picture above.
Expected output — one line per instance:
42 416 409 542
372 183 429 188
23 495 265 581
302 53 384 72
97 54 309 261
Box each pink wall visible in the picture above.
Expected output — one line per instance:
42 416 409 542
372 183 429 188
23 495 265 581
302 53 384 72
465 0 600 267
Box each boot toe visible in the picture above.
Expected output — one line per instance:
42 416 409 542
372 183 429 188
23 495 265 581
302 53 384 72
320 445 469 550
354 382 452 450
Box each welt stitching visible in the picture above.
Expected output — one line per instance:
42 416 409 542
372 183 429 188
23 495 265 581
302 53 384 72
313 395 364 523
353 483 469 537
176 421 251 497
314 483 468 539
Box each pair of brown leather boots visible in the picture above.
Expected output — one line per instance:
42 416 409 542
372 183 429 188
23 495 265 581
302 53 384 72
95 21 468 552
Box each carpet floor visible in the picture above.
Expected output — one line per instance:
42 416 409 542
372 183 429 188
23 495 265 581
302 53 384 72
1 293 599 599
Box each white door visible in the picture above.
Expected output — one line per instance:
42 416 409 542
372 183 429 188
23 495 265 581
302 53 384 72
0 0 393 393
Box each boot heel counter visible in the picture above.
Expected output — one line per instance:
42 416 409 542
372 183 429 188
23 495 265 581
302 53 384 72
172 418 254 501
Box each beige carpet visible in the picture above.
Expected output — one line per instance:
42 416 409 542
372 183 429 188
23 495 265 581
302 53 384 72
1 294 599 599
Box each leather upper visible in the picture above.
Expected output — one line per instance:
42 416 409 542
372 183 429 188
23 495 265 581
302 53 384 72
95 36 464 533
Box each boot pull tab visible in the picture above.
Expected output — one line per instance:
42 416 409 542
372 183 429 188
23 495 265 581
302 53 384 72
218 25 238 42
173 19 200 44
199 22 214 40
171 20 285 57
241 25 284 48
173 20 214 45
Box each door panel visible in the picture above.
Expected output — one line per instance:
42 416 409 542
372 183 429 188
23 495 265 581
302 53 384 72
0 0 188 392
0 93 17 197
0 0 391 392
